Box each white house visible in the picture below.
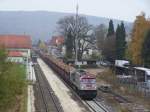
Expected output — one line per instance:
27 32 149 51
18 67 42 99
134 67 150 87
7 51 24 63
0 35 32 64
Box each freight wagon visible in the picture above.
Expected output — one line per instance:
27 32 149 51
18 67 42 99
38 51 97 100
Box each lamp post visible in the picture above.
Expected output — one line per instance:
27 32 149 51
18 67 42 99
66 4 79 66
75 4 79 65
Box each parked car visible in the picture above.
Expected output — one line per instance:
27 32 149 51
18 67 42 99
99 84 111 93
100 61 112 67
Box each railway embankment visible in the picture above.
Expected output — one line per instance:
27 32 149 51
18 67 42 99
0 64 27 112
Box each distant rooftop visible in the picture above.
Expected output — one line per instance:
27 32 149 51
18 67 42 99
134 67 150 75
49 36 64 46
0 35 32 49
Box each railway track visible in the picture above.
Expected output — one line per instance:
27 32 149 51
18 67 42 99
34 64 63 112
85 100 109 112
98 87 131 103
50 70 110 112
37 58 110 112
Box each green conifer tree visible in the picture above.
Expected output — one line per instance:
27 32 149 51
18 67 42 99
116 22 126 59
107 20 115 37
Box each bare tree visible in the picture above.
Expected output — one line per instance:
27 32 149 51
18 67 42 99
57 16 93 60
103 35 116 62
94 24 116 62
95 24 107 51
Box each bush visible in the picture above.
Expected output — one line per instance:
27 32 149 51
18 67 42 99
0 64 27 112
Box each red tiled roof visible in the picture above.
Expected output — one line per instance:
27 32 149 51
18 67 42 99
0 35 32 49
8 51 23 57
49 36 64 46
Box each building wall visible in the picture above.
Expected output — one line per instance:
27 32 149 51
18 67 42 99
7 57 24 63
8 48 31 58
7 48 31 66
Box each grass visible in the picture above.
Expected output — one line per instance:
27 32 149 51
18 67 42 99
20 86 27 112
97 68 118 88
106 97 130 112
0 63 27 112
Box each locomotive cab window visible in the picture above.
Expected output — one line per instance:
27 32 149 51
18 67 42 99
81 78 96 83
78 69 86 76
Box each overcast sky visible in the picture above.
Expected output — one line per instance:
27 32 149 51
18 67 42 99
0 0 149 22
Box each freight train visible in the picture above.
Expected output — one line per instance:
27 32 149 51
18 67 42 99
38 51 97 100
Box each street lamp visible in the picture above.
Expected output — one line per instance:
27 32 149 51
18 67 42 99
66 4 79 66
75 3 79 65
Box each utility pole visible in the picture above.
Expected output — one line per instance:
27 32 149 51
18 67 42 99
75 3 79 65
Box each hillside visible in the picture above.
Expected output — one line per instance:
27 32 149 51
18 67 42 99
0 11 133 42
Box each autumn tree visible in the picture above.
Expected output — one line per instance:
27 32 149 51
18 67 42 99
142 29 150 68
128 13 150 65
38 40 48 52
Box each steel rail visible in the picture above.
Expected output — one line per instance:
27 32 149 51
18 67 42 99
35 64 63 112
34 65 49 112
85 100 109 112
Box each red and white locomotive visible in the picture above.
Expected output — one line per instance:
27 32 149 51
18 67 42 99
70 69 97 99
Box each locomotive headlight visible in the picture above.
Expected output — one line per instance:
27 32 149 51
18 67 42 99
81 86 84 89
